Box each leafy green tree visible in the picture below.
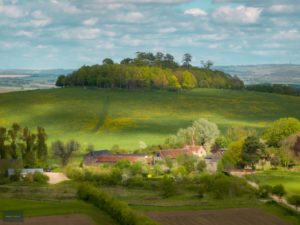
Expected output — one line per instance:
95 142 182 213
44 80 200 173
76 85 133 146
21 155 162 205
102 58 114 65
52 140 80 166
161 176 176 198
20 127 37 168
182 53 192 68
0 127 8 159
280 133 300 164
36 127 48 164
215 136 230 149
201 60 214 70
8 123 21 159
218 139 244 171
167 74 181 90
264 118 300 147
120 58 133 65
242 136 265 169
192 119 220 148
182 71 197 88
288 195 300 210
56 75 66 87
272 184 286 199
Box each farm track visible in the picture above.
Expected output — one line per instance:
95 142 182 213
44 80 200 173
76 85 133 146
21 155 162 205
147 208 291 225
93 95 109 132
231 171 300 214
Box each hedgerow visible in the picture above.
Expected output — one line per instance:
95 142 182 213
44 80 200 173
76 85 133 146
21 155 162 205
78 183 160 225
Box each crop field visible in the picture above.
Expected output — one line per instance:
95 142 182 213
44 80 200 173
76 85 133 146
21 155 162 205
0 88 300 150
147 208 291 225
246 170 300 196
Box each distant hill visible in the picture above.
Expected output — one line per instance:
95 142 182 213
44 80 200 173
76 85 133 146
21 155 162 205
216 64 300 85
0 69 74 92
0 69 74 76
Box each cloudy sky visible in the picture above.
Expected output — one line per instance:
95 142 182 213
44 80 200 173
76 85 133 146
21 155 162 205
1 0 300 69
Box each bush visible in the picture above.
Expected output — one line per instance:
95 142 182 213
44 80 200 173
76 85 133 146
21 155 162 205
78 184 159 225
272 184 286 198
9 173 21 182
257 185 272 198
33 172 49 184
199 174 249 199
197 185 205 198
23 173 34 183
161 176 177 198
287 195 300 209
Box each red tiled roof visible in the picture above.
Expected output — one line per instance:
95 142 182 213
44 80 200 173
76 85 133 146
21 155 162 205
96 155 148 163
158 145 206 159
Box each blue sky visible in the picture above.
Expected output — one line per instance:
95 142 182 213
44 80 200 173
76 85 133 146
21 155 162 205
0 0 300 69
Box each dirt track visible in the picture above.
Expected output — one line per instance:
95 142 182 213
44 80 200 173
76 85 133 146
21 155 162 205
0 214 96 225
147 208 291 225
44 172 69 184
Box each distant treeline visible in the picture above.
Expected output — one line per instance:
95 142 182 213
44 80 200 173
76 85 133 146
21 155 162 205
246 84 300 96
56 52 244 90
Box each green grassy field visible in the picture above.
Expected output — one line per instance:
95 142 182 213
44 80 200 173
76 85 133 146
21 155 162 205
0 198 116 225
0 88 300 150
246 170 300 196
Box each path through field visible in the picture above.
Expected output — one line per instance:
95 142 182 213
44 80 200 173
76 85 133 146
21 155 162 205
93 95 109 132
147 208 291 225
0 214 96 225
231 171 300 213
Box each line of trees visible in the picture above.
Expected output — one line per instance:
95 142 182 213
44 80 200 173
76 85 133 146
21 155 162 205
246 84 300 96
0 123 47 168
56 52 244 90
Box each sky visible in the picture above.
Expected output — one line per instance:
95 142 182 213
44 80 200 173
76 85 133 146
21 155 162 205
0 0 300 69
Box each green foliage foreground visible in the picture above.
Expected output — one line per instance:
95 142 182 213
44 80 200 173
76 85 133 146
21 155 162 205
78 183 160 225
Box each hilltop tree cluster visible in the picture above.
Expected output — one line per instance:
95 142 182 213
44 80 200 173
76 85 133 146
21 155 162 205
56 52 244 90
0 123 48 168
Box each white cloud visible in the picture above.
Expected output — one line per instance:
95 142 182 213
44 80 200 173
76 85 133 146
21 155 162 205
96 42 115 50
50 0 80 14
25 10 52 27
83 17 98 26
122 34 142 46
208 44 220 49
60 28 101 40
196 33 227 41
121 12 144 22
159 27 177 33
0 4 24 18
15 30 35 38
184 8 207 17
212 6 262 24
269 4 294 13
274 29 300 40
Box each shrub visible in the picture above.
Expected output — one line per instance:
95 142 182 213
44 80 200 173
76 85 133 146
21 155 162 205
33 172 49 184
257 185 272 198
197 185 205 199
272 184 286 199
77 184 159 225
199 174 248 199
23 173 34 183
161 176 177 198
287 195 300 210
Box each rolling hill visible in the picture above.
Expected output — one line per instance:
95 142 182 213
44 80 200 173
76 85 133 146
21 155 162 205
0 88 299 150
